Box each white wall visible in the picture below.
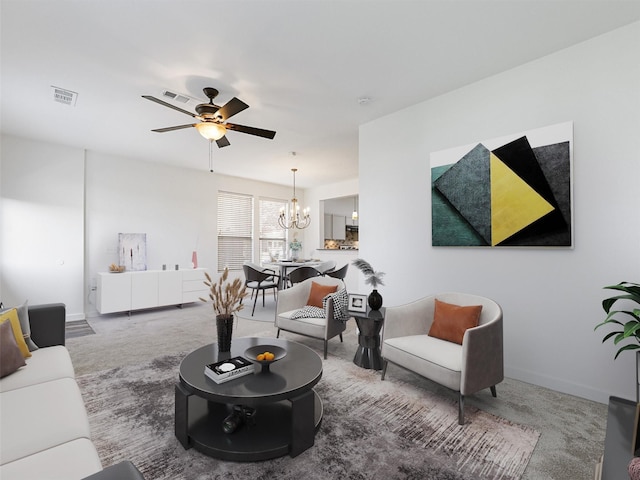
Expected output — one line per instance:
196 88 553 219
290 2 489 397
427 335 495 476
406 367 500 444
1 137 300 319
85 152 297 315
359 23 640 403
1 135 85 319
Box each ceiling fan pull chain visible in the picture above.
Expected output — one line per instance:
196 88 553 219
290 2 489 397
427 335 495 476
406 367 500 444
209 139 214 173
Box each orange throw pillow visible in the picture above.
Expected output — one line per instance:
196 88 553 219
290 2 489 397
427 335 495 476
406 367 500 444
428 299 482 345
306 282 338 308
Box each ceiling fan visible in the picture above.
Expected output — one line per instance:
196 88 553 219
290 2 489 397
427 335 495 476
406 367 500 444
142 87 276 148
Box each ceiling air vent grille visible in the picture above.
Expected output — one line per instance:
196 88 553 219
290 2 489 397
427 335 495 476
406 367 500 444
51 86 78 106
162 90 191 104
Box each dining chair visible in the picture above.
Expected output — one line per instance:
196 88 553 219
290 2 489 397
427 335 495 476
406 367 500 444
242 264 279 316
315 260 336 275
243 262 279 300
287 266 321 287
326 264 348 280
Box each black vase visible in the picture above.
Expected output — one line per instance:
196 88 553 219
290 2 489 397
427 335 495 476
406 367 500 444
216 315 234 352
368 289 383 311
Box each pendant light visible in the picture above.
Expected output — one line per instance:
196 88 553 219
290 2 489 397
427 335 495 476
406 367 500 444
352 196 358 222
278 168 310 229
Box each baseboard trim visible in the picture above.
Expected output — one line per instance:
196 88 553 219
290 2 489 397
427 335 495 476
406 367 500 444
66 312 85 322
505 366 631 405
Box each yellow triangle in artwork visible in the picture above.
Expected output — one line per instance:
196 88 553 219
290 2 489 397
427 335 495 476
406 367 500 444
490 153 555 246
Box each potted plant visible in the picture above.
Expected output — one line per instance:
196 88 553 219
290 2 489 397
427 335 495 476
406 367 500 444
352 258 386 310
201 268 248 352
289 235 302 261
595 281 640 359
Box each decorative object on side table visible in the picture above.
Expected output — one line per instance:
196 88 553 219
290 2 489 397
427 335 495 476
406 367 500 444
201 268 248 352
348 293 367 313
352 258 385 311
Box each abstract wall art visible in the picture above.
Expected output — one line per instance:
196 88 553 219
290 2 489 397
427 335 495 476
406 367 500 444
118 233 147 270
431 122 573 247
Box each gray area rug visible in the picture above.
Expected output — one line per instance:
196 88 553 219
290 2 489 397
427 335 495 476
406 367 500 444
76 347 538 480
72 304 607 479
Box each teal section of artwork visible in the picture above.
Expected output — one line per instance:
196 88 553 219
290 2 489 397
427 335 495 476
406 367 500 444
431 165 486 246
433 143 492 243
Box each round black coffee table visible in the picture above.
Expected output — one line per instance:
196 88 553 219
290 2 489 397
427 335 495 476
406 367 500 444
175 337 323 461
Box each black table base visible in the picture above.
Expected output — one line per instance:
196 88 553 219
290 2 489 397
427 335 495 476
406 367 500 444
175 385 323 461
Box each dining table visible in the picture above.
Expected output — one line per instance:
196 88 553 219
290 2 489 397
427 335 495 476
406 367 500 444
265 260 321 289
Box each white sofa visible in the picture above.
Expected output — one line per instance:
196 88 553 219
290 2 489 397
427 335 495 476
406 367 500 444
0 303 144 480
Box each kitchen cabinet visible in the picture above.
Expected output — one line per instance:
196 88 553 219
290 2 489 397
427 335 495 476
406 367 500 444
324 214 333 239
324 214 346 240
97 268 209 314
332 215 346 240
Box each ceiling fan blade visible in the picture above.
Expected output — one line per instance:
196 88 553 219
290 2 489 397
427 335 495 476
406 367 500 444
215 97 249 121
151 124 196 133
225 122 276 139
216 136 231 148
142 95 197 118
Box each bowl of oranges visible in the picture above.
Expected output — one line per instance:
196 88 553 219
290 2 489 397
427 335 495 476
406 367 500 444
244 345 287 373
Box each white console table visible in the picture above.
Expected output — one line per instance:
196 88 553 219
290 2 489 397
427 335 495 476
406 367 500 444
96 268 209 314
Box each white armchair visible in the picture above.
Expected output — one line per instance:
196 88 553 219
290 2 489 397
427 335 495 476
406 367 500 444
381 292 503 424
275 277 346 359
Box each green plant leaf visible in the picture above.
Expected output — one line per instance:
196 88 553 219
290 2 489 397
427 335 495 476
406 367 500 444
601 331 622 343
597 281 640 360
623 321 640 337
614 343 640 360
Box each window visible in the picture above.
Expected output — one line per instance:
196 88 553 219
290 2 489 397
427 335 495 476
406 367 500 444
259 198 287 263
217 191 253 271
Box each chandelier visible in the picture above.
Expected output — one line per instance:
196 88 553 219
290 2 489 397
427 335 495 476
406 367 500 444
278 168 310 229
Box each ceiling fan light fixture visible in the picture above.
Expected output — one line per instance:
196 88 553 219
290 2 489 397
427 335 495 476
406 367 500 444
195 122 227 140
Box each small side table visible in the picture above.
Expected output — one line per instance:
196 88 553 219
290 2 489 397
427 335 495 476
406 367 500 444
349 308 385 370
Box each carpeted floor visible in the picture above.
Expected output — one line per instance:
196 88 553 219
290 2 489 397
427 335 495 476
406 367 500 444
76 350 538 480
71 303 607 479
237 294 277 322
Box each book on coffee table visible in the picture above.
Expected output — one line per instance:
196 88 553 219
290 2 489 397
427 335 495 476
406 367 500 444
204 356 254 384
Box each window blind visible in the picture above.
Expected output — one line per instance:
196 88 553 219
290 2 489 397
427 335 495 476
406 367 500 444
217 191 253 271
259 198 287 263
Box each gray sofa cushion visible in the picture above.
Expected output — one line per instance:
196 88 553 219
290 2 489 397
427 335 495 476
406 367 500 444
0 300 38 351
0 321 26 378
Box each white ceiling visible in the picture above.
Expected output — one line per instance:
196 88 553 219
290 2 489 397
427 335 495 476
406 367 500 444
2 0 639 188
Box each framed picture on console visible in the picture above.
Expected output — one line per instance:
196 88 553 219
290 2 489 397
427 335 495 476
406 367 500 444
348 294 367 313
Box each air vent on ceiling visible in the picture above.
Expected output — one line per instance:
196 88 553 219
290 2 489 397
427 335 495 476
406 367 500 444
162 90 192 104
51 86 78 106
